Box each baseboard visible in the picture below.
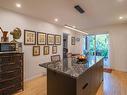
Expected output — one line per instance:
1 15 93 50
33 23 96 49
112 67 127 72
113 68 127 73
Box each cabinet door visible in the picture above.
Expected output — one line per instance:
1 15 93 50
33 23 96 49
0 69 21 81
0 53 23 95
0 63 21 72
0 55 13 64
77 70 91 95
77 59 103 95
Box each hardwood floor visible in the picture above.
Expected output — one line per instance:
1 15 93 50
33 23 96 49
96 71 127 95
15 70 127 95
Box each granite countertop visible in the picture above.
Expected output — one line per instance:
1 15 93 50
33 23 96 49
39 56 103 79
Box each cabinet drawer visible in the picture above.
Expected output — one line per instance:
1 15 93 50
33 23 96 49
0 76 22 89
0 53 23 95
0 69 22 81
0 54 22 64
0 56 13 64
0 63 22 72
0 59 22 65
0 83 22 95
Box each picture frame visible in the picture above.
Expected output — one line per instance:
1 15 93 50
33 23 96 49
24 30 36 45
37 32 46 45
55 35 61 45
71 37 75 45
33 46 40 56
47 34 54 45
43 46 50 55
52 46 57 54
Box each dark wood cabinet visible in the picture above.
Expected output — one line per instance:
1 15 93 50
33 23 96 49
77 59 103 95
0 53 24 95
47 59 103 95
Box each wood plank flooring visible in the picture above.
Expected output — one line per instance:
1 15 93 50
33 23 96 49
15 70 127 95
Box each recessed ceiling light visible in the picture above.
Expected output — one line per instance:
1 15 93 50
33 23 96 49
54 18 58 22
117 0 124 2
119 16 123 20
16 3 21 8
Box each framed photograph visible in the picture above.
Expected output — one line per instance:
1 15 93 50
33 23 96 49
71 37 75 45
37 32 46 45
52 46 57 54
47 34 54 45
33 46 40 56
55 35 61 45
43 46 50 55
24 30 36 45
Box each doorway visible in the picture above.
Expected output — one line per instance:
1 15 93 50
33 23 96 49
63 33 68 58
83 34 110 68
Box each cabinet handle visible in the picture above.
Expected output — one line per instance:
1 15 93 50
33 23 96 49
82 83 88 90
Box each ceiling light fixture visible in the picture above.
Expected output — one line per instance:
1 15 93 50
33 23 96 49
117 0 124 2
16 3 21 8
54 18 58 22
64 25 88 35
119 16 123 20
72 26 76 28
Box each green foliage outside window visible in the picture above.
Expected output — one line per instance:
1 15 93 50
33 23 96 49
96 34 109 58
84 34 109 58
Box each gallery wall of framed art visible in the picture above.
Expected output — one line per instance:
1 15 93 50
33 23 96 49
37 32 46 45
24 30 36 45
33 46 40 56
55 35 61 45
43 46 50 55
71 37 75 45
47 34 55 45
52 46 57 54
24 29 62 56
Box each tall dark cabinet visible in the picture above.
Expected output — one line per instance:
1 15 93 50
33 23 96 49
0 52 24 95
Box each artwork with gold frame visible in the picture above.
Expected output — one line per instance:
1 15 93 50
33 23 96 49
43 46 50 55
37 32 46 45
24 30 36 45
71 37 75 45
52 46 57 54
55 35 61 45
33 46 40 56
47 34 54 45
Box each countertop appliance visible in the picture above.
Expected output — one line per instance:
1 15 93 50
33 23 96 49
0 43 16 52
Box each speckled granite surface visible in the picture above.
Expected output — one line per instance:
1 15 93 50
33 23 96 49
39 56 103 78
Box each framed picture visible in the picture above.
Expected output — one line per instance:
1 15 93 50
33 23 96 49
33 46 40 56
47 34 54 45
52 46 57 54
43 46 50 55
37 32 46 45
55 35 61 45
71 37 75 45
24 30 36 45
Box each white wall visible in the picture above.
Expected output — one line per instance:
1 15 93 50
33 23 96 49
0 8 83 81
87 24 127 72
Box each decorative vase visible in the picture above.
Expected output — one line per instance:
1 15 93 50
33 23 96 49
3 31 8 38
1 31 9 42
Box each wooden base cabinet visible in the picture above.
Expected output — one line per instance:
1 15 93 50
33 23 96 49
77 59 103 95
47 59 103 95
0 53 24 95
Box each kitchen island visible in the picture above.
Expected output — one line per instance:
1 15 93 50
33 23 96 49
39 56 103 95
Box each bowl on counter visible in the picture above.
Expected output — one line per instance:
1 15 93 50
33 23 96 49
77 55 87 64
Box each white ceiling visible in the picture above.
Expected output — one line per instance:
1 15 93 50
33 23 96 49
0 0 127 30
